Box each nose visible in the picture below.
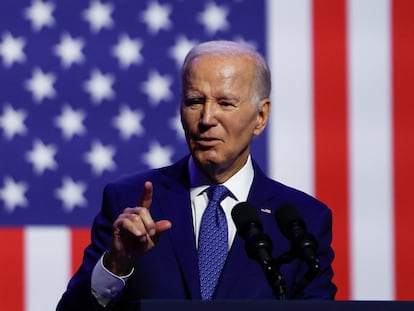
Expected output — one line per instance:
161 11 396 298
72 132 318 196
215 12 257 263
199 102 218 127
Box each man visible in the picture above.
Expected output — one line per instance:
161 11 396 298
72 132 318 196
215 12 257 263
57 40 336 310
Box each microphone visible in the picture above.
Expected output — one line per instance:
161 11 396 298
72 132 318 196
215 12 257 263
232 202 286 299
231 202 273 262
274 204 320 272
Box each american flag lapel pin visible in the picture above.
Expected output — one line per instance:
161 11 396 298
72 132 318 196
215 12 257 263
260 208 272 214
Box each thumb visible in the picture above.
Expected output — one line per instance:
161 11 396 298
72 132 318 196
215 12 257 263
155 220 172 234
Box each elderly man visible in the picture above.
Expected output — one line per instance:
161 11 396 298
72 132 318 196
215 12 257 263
57 40 336 310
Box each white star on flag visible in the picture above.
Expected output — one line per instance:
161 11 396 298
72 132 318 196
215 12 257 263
83 69 115 104
0 32 26 67
84 140 116 175
169 36 198 68
54 105 86 140
0 104 27 140
83 0 114 33
112 105 144 140
25 68 56 103
54 33 85 68
0 176 28 212
26 139 58 175
141 141 173 169
198 2 229 35
140 1 172 34
24 0 55 32
55 177 87 212
141 70 173 105
112 34 143 69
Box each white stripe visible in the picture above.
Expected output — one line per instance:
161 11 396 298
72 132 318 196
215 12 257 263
25 227 71 311
267 0 314 195
348 0 394 299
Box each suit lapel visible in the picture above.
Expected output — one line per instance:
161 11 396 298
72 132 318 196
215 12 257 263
156 158 202 299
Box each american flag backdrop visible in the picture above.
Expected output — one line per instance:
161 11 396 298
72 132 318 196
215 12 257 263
0 0 413 310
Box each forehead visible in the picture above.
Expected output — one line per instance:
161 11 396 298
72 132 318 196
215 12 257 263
184 54 255 87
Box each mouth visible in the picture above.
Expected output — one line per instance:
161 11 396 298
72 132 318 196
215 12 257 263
193 136 221 148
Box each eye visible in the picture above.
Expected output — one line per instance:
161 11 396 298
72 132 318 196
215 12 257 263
219 101 231 106
184 97 205 107
218 101 236 108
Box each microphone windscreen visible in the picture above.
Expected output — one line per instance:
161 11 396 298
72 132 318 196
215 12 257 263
231 202 261 233
275 204 307 236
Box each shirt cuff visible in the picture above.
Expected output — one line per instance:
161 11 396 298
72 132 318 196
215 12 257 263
91 253 134 307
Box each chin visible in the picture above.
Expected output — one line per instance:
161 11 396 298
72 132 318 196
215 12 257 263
193 151 222 168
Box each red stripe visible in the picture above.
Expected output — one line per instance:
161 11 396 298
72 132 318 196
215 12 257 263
0 228 24 311
71 228 91 274
392 0 414 300
312 0 350 299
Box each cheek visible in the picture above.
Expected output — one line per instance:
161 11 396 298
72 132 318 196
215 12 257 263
230 115 257 136
181 110 197 130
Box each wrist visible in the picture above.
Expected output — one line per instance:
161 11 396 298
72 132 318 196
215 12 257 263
103 250 134 276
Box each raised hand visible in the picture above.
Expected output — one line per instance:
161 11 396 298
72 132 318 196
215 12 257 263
104 181 172 275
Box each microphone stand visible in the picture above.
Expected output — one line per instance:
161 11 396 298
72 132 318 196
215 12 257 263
258 256 287 300
242 232 320 299
244 234 287 300
274 250 321 298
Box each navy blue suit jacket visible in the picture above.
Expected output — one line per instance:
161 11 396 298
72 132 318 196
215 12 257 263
57 157 336 310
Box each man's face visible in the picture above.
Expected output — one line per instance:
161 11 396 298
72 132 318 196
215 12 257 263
180 54 269 182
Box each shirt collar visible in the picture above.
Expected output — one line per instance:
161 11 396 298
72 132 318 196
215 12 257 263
188 155 254 202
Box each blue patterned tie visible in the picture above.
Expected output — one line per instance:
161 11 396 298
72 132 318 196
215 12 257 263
198 185 230 300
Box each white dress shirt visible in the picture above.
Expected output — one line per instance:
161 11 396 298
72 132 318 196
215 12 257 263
91 156 254 306
188 155 254 249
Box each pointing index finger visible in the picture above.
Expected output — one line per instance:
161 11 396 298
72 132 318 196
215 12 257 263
139 181 153 210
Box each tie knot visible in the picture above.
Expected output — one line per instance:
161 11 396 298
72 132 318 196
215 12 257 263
208 185 230 205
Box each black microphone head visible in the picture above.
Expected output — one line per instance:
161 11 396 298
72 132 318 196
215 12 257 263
231 202 273 261
231 202 263 236
275 204 319 270
275 204 307 238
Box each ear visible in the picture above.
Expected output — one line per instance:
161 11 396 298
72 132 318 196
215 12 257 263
253 98 270 136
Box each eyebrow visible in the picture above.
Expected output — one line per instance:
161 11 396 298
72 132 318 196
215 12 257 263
216 95 239 101
184 93 204 98
183 91 241 102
